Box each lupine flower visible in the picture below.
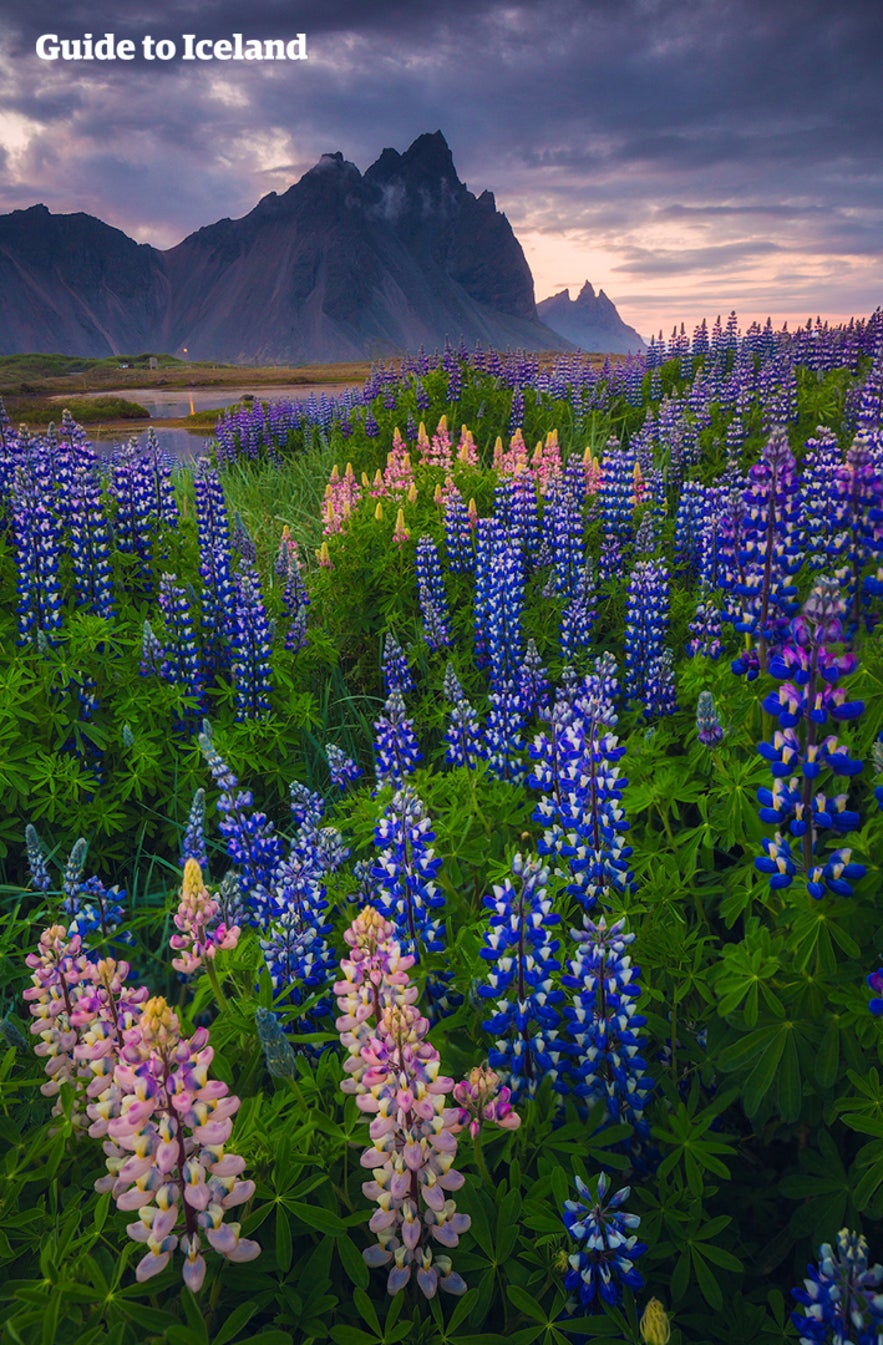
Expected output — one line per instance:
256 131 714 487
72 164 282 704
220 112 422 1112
11 464 64 645
199 723 283 908
25 822 52 892
563 916 653 1145
255 1006 298 1080
443 483 474 573
68 458 115 620
755 577 866 899
334 909 470 1298
194 457 236 676
140 619 165 677
483 681 529 784
415 535 452 650
372 787 445 961
640 1299 671 1344
24 924 94 1128
696 690 724 746
231 562 274 721
158 573 203 724
442 664 483 769
63 837 89 907
107 996 260 1289
326 742 363 790
170 859 240 976
625 560 671 713
562 1173 646 1308
64 876 127 943
381 633 415 695
791 1229 883 1345
478 853 564 1102
373 690 421 790
687 600 724 659
182 788 208 872
452 1064 521 1138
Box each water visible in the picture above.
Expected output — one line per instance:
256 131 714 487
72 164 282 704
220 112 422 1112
54 383 355 420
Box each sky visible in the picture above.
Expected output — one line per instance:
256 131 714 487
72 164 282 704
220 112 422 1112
0 0 881 340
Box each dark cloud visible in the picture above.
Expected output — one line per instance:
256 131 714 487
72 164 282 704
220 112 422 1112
0 0 880 326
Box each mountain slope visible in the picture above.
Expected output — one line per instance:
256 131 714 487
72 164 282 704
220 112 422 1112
537 281 645 353
0 135 582 361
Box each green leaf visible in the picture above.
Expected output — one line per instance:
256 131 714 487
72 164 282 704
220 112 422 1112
692 1246 724 1310
329 1327 376 1345
211 1301 260 1345
505 1284 546 1323
743 1030 787 1116
275 1206 292 1274
816 1021 840 1089
335 1234 370 1290
288 1201 346 1235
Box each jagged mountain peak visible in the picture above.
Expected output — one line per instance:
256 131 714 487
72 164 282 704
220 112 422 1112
0 132 577 361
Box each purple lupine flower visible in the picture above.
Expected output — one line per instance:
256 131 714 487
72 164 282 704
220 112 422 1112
25 823 52 892
11 464 64 645
867 969 883 1016
483 680 529 784
696 690 724 747
194 457 236 675
443 483 473 574
198 723 283 912
157 573 203 725
67 458 115 620
140 619 165 677
326 742 363 790
756 577 866 900
687 600 724 659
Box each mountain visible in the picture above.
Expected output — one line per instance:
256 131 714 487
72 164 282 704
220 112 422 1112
537 281 645 353
0 133 573 363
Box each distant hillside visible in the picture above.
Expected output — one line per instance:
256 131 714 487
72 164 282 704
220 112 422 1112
0 133 572 364
537 281 645 353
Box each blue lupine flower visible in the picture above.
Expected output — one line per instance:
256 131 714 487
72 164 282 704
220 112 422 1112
415 535 452 650
373 689 421 790
755 577 866 900
372 786 445 960
281 548 309 653
561 561 596 663
381 632 414 695
11 464 64 645
194 457 236 675
326 742 363 790
443 483 473 574
562 1173 646 1309
483 680 529 784
140 619 165 677
687 600 724 659
478 852 565 1102
624 559 670 713
181 788 208 872
563 916 653 1143
68 458 115 620
599 439 637 546
25 823 52 892
442 664 483 770
791 1229 883 1345
63 875 126 942
62 838 88 907
199 722 283 910
158 573 203 724
517 639 550 718
231 562 274 721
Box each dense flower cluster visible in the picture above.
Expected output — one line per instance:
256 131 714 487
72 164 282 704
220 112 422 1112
334 908 470 1298
170 859 240 975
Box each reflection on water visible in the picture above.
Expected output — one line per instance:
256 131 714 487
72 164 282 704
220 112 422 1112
95 426 211 461
55 383 356 420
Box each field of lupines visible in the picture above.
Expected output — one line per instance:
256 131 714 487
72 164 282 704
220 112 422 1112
2 310 883 1345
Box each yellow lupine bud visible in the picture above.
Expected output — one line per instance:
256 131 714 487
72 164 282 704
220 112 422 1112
361 471 370 487
434 484 443 504
330 464 340 483
374 468 383 487
407 482 418 503
639 1298 670 1345
374 501 384 521
437 414 447 431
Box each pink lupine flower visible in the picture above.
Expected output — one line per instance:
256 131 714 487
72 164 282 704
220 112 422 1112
107 996 260 1290
383 431 415 496
494 428 529 478
335 908 470 1298
322 462 362 535
530 430 563 495
426 416 453 471
24 925 96 1129
170 859 240 975
392 508 410 547
456 426 478 469
452 1064 521 1139
415 421 432 465
583 449 602 495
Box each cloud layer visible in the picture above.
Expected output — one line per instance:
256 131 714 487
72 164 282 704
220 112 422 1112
0 0 880 337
